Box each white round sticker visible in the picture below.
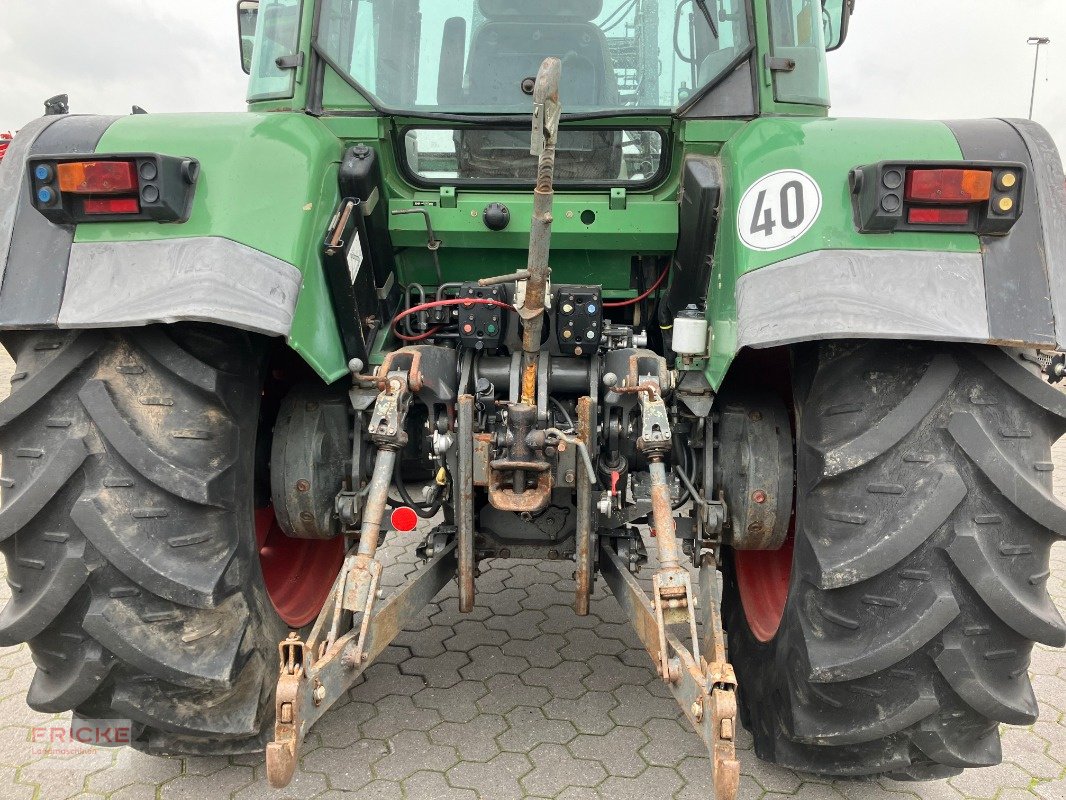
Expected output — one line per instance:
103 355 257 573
737 170 823 251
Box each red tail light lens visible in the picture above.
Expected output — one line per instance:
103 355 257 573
905 169 993 203
83 197 141 215
57 160 138 194
907 207 971 225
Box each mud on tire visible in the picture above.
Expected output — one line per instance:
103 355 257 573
725 341 1066 779
0 326 290 754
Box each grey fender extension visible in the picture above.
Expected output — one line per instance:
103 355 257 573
58 237 302 338
735 249 990 350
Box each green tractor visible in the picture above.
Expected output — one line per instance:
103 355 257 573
1 0 1064 792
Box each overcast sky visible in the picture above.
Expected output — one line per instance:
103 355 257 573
1 0 1063 154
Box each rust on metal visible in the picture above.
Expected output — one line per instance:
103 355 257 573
600 542 740 800
599 543 663 670
520 360 539 406
376 348 425 392
472 433 492 485
612 381 661 400
518 57 562 406
487 468 553 512
457 394 476 612
647 459 681 570
266 542 458 789
574 396 593 615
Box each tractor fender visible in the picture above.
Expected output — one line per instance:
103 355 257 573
0 113 346 382
0 114 301 339
733 118 1066 354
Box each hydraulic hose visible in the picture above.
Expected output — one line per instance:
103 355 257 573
393 457 447 519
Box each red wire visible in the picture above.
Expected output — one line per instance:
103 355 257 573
603 267 670 308
392 297 516 342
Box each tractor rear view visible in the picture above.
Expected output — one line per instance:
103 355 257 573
0 1 1064 795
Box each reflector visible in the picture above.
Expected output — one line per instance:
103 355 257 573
83 197 141 215
58 161 138 194
907 207 970 225
905 169 992 203
390 506 419 532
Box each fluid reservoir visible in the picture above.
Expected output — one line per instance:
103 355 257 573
672 305 709 356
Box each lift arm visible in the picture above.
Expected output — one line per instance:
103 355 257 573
600 542 740 800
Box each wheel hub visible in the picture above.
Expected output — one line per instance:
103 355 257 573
734 532 793 643
255 507 345 628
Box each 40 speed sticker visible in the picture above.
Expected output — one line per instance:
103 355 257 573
737 169 822 251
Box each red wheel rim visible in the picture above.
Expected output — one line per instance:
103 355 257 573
255 506 345 628
734 530 794 643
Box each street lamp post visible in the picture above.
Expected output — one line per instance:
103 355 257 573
1027 36 1051 120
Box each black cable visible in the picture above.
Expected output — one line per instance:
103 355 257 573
394 458 447 519
672 439 694 510
601 0 639 33
549 397 576 432
672 0 697 64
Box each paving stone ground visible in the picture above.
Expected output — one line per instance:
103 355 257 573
0 349 1062 800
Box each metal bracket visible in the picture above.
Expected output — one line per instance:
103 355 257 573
764 54 796 72
275 52 305 70
601 542 740 800
652 568 700 679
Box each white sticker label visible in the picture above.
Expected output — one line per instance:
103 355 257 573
346 230 365 284
737 170 822 251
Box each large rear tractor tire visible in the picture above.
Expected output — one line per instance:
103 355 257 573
0 326 344 754
725 341 1066 779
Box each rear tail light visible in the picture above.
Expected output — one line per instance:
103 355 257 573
57 160 138 194
851 161 1024 235
27 154 200 224
904 169 992 203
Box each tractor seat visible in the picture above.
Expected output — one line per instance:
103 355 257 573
459 15 623 181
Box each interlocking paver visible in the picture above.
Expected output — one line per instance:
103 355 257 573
373 730 460 781
0 347 1062 799
570 727 650 777
413 680 489 723
544 691 618 735
496 707 578 752
300 741 385 792
429 715 507 762
447 751 533 800
598 765 685 800
400 770 477 800
521 742 607 797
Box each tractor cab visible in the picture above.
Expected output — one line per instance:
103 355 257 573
240 0 849 126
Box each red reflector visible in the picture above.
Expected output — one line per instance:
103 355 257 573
390 506 419 532
905 169 992 203
907 207 970 225
83 197 141 215
57 161 138 194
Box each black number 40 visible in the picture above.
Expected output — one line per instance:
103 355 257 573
750 180 806 237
